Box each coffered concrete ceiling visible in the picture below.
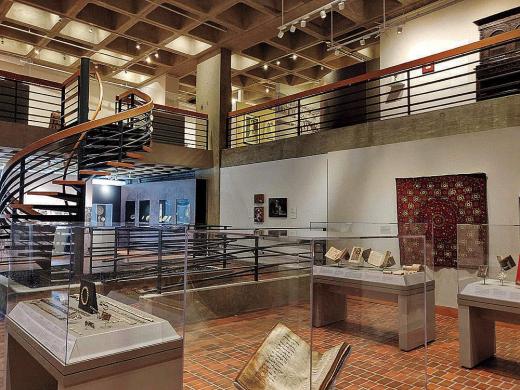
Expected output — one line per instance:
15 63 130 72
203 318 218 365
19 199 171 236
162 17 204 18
0 0 438 103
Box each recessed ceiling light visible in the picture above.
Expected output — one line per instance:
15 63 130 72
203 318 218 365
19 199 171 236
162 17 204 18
291 54 298 61
6 2 60 31
166 35 212 56
290 25 296 33
154 52 159 59
136 42 141 50
276 60 281 66
145 56 151 64
265 87 270 93
320 65 324 70
263 63 269 70
60 21 110 45
231 54 258 70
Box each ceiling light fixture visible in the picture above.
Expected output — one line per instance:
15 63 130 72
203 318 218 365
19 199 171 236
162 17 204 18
397 25 403 34
334 49 340 56
89 27 93 33
290 24 296 33
136 42 141 50
263 63 269 70
154 52 159 58
360 38 366 46
265 87 270 93
276 60 281 66
300 19 307 28
1 38 4 45
145 56 151 64
278 28 285 39
291 54 297 61
338 1 345 11
320 9 327 19
34 48 40 55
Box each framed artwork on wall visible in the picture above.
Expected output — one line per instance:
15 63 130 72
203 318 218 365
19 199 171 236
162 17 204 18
268 198 287 218
176 199 191 225
244 115 260 145
254 194 265 204
254 207 264 223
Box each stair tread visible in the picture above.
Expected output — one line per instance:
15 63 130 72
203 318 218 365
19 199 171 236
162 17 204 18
142 145 152 153
126 152 145 160
106 161 134 169
11 203 42 216
53 180 86 186
79 170 111 176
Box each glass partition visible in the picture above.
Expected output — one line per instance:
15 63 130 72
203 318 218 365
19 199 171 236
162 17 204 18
182 226 429 389
457 224 520 375
4 222 186 387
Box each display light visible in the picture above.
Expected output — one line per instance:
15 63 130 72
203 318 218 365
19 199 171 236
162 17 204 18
338 1 345 11
263 63 269 70
154 52 159 58
265 87 270 93
278 29 285 39
34 48 39 55
276 60 281 66
397 25 403 34
291 54 297 61
136 42 141 50
300 19 307 28
320 9 327 19
290 24 296 33
145 56 151 64
360 38 366 46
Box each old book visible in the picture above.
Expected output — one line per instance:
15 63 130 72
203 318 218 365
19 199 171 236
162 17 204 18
348 246 370 265
367 250 395 269
497 255 516 271
234 323 351 390
325 247 349 263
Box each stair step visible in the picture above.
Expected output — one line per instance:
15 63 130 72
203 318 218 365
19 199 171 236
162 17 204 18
79 170 111 176
126 152 145 160
11 203 41 216
29 204 80 213
11 214 81 222
106 161 134 169
142 145 153 153
26 192 80 202
53 180 86 187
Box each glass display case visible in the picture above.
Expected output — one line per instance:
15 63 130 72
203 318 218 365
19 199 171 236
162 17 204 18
159 200 174 223
181 226 430 389
457 224 520 370
4 222 187 390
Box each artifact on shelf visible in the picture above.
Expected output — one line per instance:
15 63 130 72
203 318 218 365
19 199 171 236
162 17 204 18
325 246 349 265
234 323 351 390
348 246 371 266
79 279 98 314
497 255 516 271
367 250 395 269
477 265 489 284
385 263 423 275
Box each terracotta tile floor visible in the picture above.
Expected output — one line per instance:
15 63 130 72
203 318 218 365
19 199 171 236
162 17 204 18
183 300 520 389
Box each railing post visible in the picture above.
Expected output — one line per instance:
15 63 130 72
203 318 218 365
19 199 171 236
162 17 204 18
157 229 163 294
13 81 18 123
78 57 90 124
60 84 66 129
407 70 412 116
89 227 93 275
297 99 301 136
17 159 25 215
254 236 259 282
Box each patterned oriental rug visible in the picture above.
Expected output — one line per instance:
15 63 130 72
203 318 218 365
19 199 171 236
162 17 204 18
396 173 488 268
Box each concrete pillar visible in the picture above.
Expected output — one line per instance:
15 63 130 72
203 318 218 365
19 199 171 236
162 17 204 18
195 49 232 225
164 75 180 107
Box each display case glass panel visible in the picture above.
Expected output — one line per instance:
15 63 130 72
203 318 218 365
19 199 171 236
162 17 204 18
91 203 113 226
5 222 187 372
138 200 150 224
175 199 190 224
159 200 174 224
183 226 430 388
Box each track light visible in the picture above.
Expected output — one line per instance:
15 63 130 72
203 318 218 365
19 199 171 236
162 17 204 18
263 63 269 70
397 25 403 34
145 56 151 64
278 29 285 39
292 54 298 61
265 87 270 93
276 60 281 66
136 42 141 50
290 24 296 33
320 9 327 19
300 19 307 28
154 52 159 58
360 38 366 46
338 1 345 11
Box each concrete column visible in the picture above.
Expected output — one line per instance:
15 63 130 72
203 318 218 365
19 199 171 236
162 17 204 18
164 75 180 107
195 49 232 225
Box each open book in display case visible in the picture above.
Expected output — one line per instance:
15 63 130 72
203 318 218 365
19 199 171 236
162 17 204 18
179 226 431 389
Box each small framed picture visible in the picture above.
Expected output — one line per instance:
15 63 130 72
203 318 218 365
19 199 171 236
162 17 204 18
268 198 287 218
254 194 265 204
254 206 264 223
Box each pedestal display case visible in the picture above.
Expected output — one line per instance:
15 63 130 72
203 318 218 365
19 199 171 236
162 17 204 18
457 224 520 369
179 227 430 389
4 223 187 390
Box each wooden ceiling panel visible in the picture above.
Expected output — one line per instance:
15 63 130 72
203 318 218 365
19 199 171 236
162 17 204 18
216 2 269 31
76 3 130 31
146 3 198 31
188 21 228 43
125 21 173 44
96 0 148 15
242 41 287 62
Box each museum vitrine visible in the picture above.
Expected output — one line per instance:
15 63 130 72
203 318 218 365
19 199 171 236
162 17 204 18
180 227 430 389
457 224 520 369
4 222 187 390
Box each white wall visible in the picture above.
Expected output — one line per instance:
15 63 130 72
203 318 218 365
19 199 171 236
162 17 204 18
220 155 328 228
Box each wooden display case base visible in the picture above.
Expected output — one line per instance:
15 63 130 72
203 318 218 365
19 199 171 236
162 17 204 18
6 319 183 390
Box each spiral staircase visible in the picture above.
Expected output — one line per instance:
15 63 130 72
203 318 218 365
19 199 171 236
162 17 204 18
0 72 154 285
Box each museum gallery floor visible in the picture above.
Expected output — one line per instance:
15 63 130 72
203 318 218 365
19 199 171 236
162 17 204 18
0 299 519 389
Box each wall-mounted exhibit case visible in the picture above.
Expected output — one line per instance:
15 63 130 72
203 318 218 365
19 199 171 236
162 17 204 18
457 224 520 370
5 223 187 390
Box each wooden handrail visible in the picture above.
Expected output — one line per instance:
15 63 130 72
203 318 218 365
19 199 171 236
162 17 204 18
116 88 152 102
91 71 103 121
0 69 62 89
154 103 208 119
61 70 80 88
4 89 153 172
229 28 520 117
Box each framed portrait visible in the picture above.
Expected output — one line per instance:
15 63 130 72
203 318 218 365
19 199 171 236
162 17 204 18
254 194 265 204
254 206 264 223
268 198 287 218
244 115 260 145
